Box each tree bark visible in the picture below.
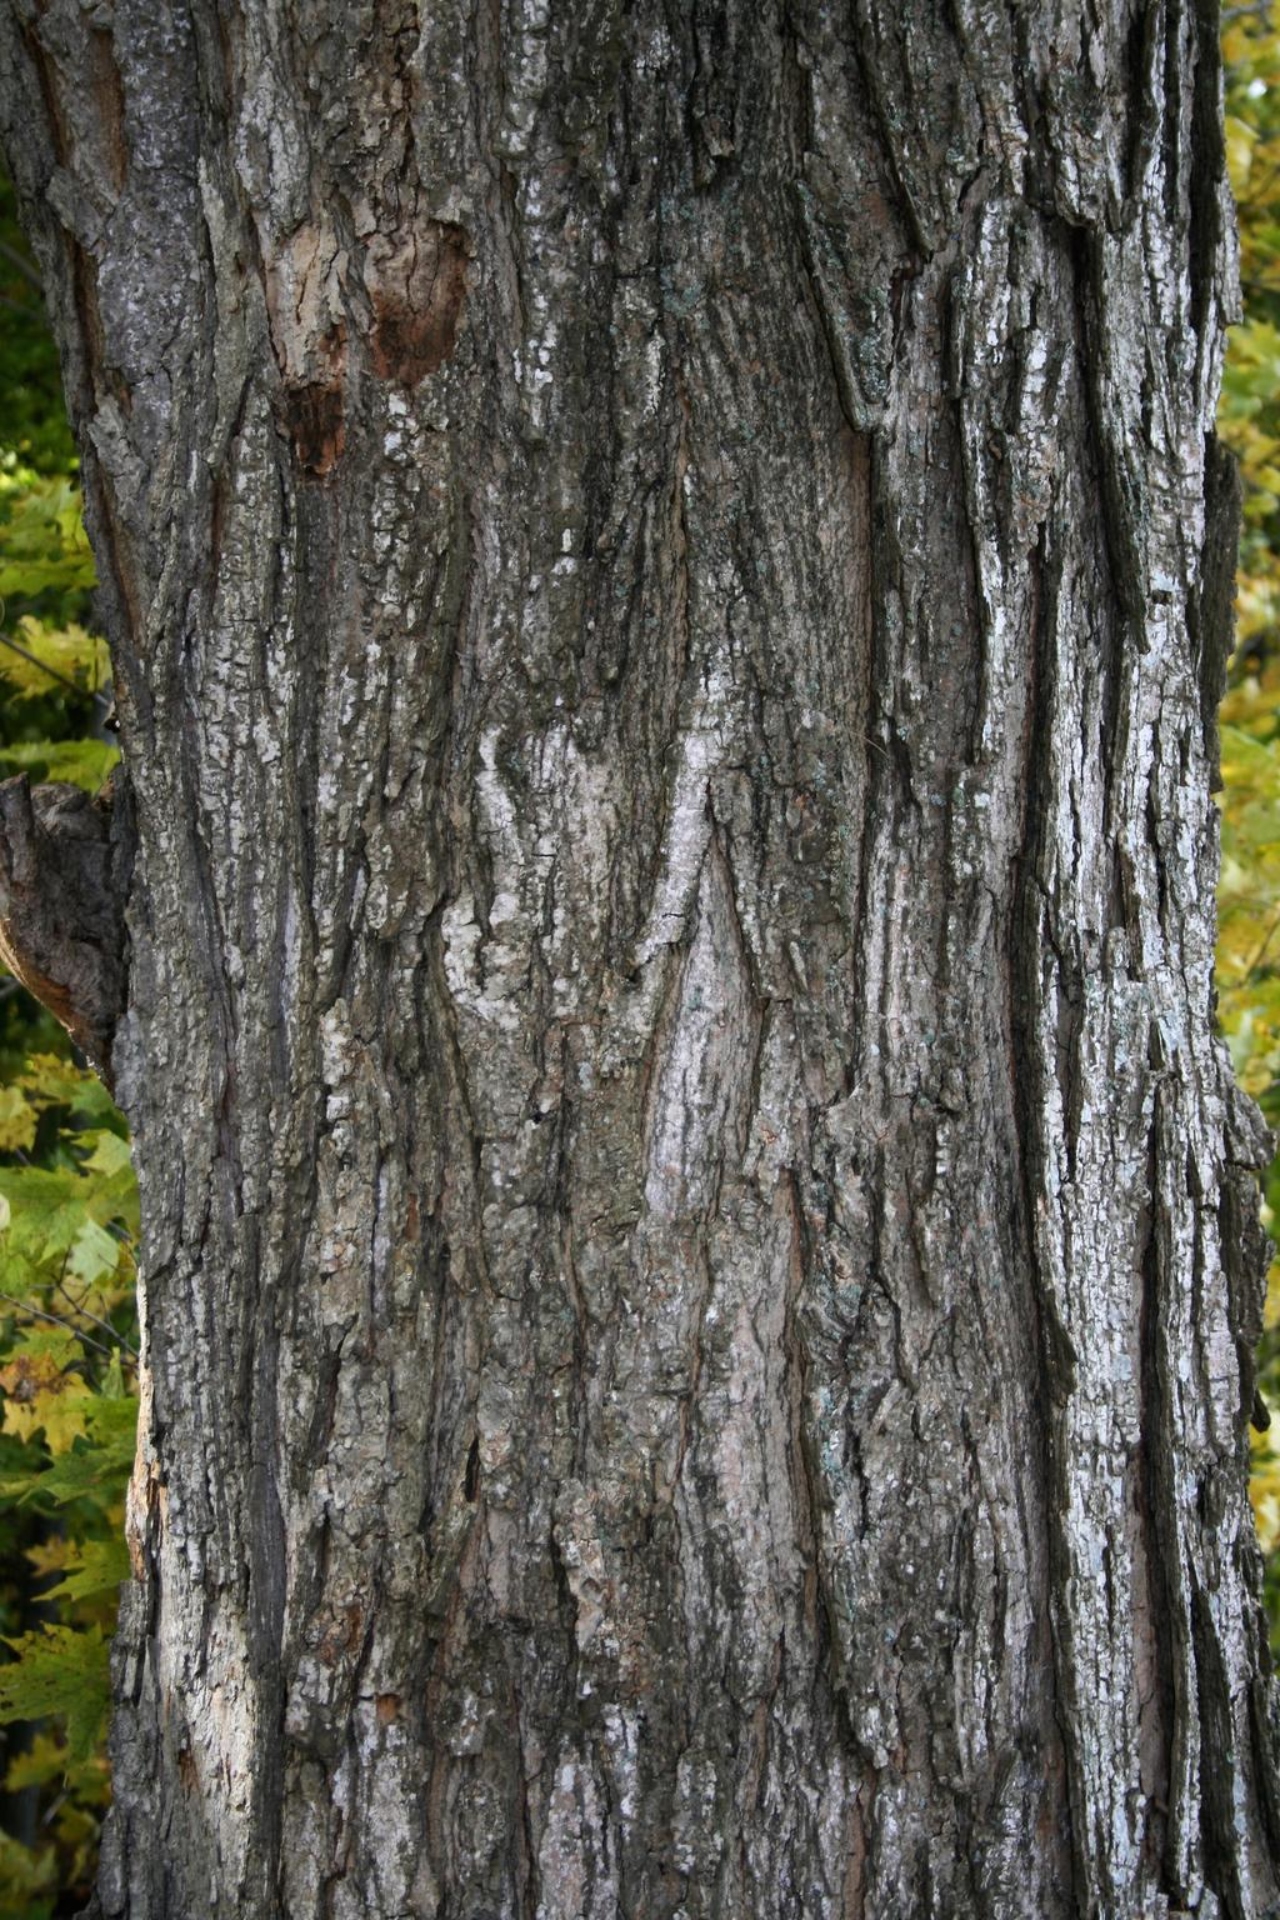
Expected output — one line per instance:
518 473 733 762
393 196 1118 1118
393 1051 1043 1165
3 1 1278 1914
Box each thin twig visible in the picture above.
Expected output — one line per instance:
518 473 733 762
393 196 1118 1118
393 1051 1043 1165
1241 901 1280 987
53 1273 138 1359
0 237 41 292
0 627 110 705
0 1290 121 1360
0 291 40 319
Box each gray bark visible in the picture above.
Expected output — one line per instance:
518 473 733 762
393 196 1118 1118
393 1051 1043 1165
2 1 1278 1914
0 773 129 1079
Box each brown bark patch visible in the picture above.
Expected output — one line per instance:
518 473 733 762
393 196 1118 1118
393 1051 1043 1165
375 1693 401 1725
844 1782 870 1919
365 220 469 384
318 1602 365 1667
279 380 346 478
87 28 127 193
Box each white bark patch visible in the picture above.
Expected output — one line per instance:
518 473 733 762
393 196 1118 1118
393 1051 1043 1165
643 849 755 1221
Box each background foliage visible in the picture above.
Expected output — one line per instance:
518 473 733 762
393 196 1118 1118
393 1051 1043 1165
1218 2 1280 1639
0 170 135 1917
2 12 1280 1911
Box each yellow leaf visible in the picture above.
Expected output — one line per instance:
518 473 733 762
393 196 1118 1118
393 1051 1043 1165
0 1331 92 1449
0 1085 36 1152
1 1373 92 1450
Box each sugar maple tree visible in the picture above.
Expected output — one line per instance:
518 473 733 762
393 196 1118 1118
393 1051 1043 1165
1 10 1280 1915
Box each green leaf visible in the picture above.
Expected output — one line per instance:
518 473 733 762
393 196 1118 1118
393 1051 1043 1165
0 1086 35 1153
17 1055 120 1127
80 1131 132 1179
83 1392 138 1448
0 1325 93 1451
0 1625 111 1764
0 1322 84 1378
0 1162 99 1266
0 477 95 601
37 1536 129 1606
0 1392 136 1509
66 1218 120 1290
1 1733 108 1821
0 1831 56 1919
33 1428 131 1512
0 737 117 793
3 1731 71 1793
0 616 109 703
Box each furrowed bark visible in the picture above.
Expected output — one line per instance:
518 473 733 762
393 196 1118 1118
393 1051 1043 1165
2 1 1277 1915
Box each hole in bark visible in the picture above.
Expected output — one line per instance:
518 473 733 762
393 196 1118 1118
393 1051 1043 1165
279 380 345 478
464 1435 480 1502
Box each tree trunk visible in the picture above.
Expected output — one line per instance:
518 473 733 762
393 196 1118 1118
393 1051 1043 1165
3 1 1278 1914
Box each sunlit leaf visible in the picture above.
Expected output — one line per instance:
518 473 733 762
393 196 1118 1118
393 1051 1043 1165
0 1086 36 1153
0 617 108 703
0 738 118 793
35 1536 129 1607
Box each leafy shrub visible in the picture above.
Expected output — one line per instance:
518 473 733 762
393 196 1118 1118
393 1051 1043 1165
0 167 135 1912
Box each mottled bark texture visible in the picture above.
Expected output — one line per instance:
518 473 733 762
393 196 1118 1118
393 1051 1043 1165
0 774 129 1081
2 1 1278 1915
